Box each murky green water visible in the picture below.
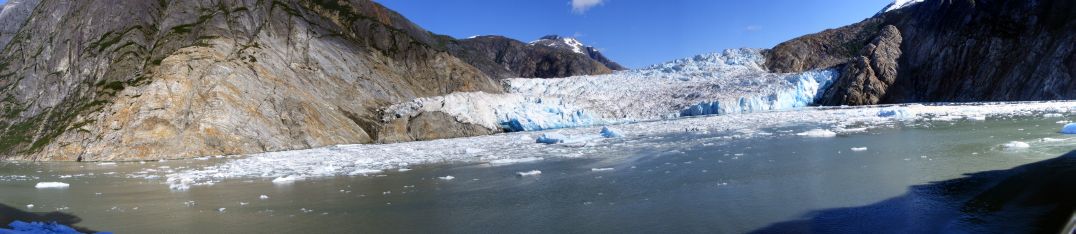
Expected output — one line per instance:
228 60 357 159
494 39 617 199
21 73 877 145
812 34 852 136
1 116 1073 233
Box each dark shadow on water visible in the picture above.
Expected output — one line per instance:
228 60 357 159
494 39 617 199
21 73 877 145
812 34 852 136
751 150 1076 234
0 203 98 233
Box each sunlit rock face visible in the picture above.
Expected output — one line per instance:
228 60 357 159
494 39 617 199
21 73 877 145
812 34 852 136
0 0 509 160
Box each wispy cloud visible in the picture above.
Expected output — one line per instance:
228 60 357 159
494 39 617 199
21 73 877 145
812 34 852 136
744 25 762 32
571 0 604 14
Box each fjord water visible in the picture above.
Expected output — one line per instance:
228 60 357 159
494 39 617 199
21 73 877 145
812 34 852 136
1 117 1073 233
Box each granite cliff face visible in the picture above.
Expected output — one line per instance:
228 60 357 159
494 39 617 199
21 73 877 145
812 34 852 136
443 35 625 79
0 0 517 161
768 0 1075 105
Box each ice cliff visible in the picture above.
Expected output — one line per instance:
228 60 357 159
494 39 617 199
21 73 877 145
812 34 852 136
385 48 838 132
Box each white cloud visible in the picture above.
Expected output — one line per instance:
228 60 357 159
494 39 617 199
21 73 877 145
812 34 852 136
744 25 762 32
571 0 604 14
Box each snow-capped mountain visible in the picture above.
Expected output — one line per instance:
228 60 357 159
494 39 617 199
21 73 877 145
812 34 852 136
444 35 626 80
530 35 587 54
385 48 837 132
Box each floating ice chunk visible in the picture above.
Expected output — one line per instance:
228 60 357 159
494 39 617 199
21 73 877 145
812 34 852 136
97 162 117 166
797 129 837 138
271 176 300 184
1041 137 1068 142
850 147 868 151
517 170 542 176
1043 113 1063 118
25 204 33 209
398 168 412 172
438 176 455 180
536 133 569 144
600 127 624 138
35 182 70 189
348 169 381 176
489 157 543 166
965 115 987 121
463 148 485 154
591 168 614 172
259 195 269 200
217 208 226 212
1001 141 1030 149
1061 123 1076 134
877 107 916 119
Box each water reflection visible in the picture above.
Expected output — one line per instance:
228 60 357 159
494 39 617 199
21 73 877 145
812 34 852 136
751 150 1076 233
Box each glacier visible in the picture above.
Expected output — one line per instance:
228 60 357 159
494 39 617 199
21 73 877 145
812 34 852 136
385 48 839 132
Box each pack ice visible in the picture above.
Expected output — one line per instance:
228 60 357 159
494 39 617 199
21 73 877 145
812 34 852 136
385 48 838 132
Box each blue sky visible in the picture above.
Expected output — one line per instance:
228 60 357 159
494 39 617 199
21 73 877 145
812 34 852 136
377 0 893 68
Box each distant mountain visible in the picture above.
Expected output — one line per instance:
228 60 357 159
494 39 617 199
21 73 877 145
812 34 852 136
768 0 1075 105
442 35 625 79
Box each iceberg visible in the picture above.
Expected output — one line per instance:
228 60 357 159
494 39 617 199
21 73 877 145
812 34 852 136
600 127 624 138
536 133 569 144
877 107 917 119
1061 123 1076 134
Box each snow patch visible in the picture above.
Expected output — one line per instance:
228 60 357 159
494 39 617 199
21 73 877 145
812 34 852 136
438 175 455 180
881 0 925 13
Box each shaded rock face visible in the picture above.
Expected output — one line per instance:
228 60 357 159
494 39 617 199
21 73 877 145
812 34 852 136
769 0 1075 105
444 35 623 79
0 0 502 160
820 25 903 105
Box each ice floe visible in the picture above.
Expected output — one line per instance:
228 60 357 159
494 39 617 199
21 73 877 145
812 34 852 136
517 170 542 176
850 147 868 152
34 182 69 189
1000 141 1031 149
157 101 1076 190
797 129 837 138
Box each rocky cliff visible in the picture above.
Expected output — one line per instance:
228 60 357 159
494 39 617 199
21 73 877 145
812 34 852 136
0 0 521 161
768 0 1075 105
442 35 624 79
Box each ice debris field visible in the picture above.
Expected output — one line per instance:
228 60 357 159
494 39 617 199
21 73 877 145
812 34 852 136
385 49 838 132
153 101 1076 190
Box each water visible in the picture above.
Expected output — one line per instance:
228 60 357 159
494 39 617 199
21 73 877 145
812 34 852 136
1 117 1073 233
